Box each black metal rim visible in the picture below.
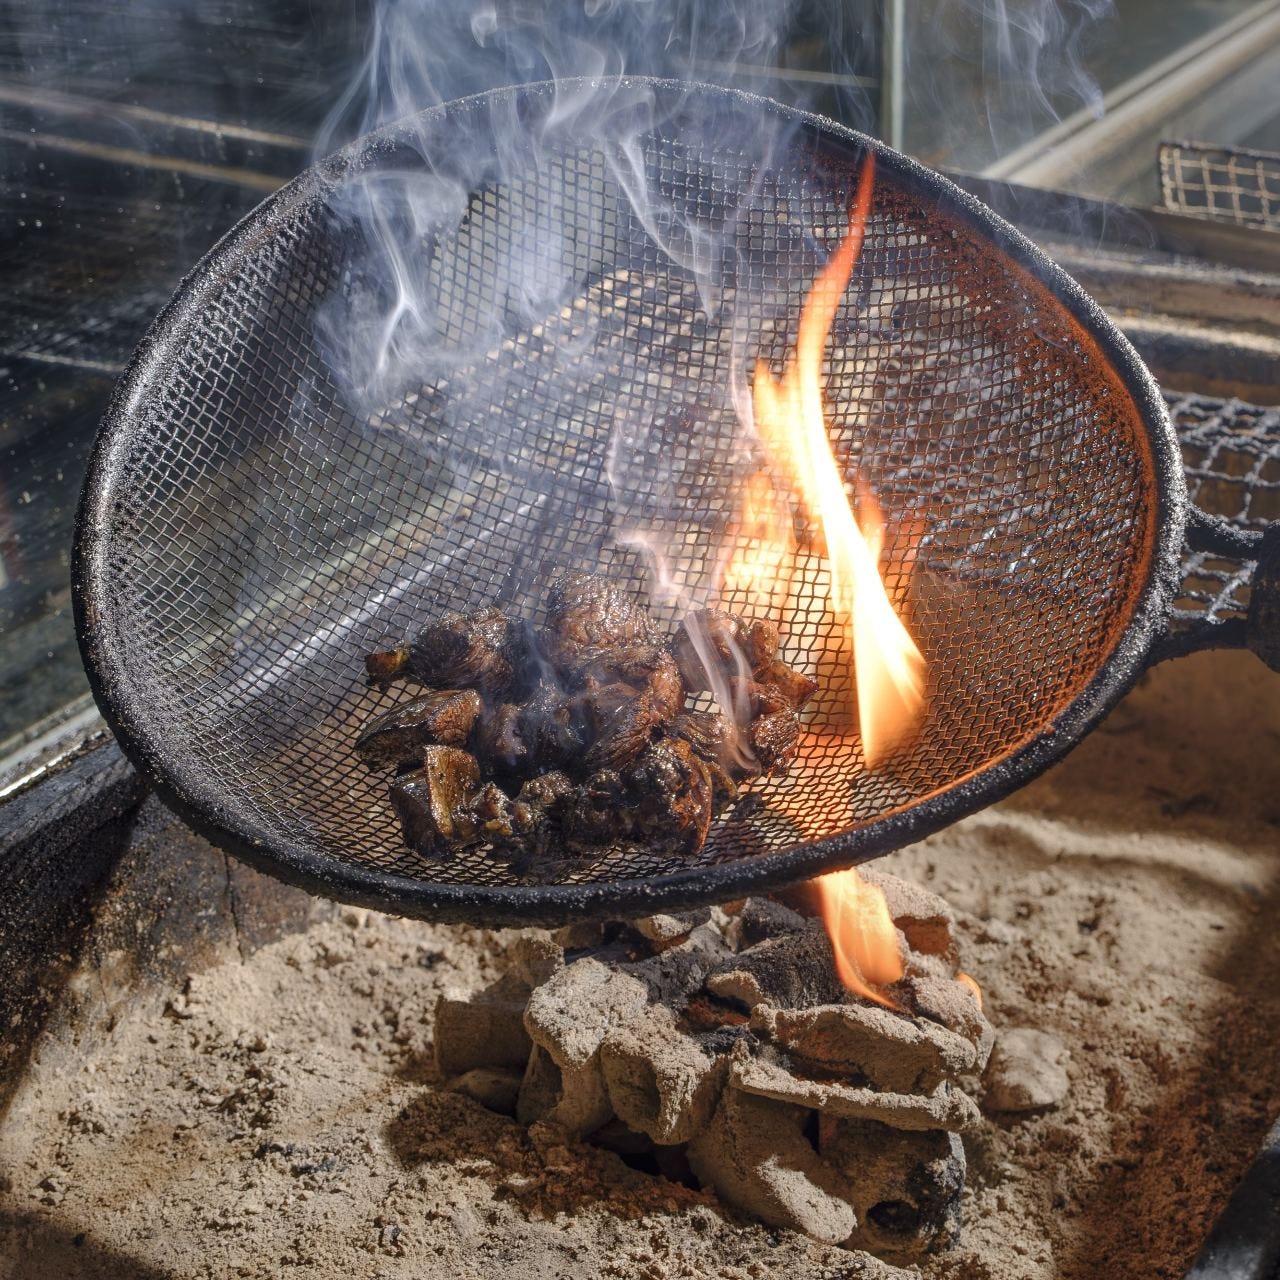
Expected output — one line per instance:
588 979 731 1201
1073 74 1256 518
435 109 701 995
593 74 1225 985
73 77 1186 926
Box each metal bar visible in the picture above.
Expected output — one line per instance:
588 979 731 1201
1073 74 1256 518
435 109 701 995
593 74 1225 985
879 0 905 152
1185 1115 1280 1280
984 0 1280 189
692 62 876 90
0 80 308 151
946 171 1280 275
0 126 283 194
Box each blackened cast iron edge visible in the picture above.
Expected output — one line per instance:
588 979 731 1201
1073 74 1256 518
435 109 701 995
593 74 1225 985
75 78 1193 926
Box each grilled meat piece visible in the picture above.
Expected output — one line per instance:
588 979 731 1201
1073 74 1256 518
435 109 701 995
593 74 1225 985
669 709 758 807
755 658 818 712
408 606 527 697
355 689 483 769
670 608 748 692
579 652 685 773
625 738 714 856
498 771 578 862
473 701 528 774
749 707 801 774
546 572 656 664
389 746 483 856
564 768 631 852
365 646 410 684
744 618 780 671
516 678 589 772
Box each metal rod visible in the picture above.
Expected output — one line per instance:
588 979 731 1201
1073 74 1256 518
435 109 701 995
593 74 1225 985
879 0 905 152
983 0 1280 190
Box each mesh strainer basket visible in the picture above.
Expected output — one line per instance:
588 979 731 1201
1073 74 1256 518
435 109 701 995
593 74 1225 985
73 79 1279 924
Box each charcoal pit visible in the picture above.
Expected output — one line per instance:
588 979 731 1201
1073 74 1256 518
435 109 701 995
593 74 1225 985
433 870 992 1262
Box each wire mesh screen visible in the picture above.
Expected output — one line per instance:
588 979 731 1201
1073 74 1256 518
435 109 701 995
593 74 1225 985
1158 141 1280 232
87 85 1158 890
1167 391 1280 627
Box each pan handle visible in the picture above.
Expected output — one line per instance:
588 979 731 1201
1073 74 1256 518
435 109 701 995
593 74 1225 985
1146 507 1280 670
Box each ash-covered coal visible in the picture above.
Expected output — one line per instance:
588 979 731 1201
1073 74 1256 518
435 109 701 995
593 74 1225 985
432 872 993 1263
359 574 816 869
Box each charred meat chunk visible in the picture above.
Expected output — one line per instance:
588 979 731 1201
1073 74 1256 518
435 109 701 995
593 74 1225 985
472 701 528 774
755 658 818 712
365 646 410 684
408 607 527 698
744 618 780 672
750 707 801 774
546 573 656 664
493 771 578 862
670 709 758 806
670 608 748 692
389 746 482 856
367 572 817 865
355 689 482 769
516 679 589 771
624 738 714 857
564 768 631 852
580 658 684 773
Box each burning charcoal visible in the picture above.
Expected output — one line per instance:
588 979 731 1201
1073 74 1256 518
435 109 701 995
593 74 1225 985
523 956 650 1136
365 646 410 684
750 1002 978 1094
902 953 993 1065
546 572 656 665
732 1051 981 1133
355 689 483 769
860 867 957 962
981 1028 1069 1114
687 1085 855 1244
599 1005 729 1144
509 934 565 987
750 707 801 774
434 975 533 1076
389 745 482 856
669 608 748 692
624 909 712 953
725 897 808 950
408 606 527 697
705 920 847 1011
624 738 714 857
821 1118 965 1259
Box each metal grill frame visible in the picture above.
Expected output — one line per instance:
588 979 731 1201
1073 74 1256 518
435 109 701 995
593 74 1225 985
73 79 1186 925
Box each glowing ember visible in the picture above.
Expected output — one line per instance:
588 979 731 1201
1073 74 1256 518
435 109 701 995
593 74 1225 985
956 971 984 1010
813 864 904 1008
725 152 924 770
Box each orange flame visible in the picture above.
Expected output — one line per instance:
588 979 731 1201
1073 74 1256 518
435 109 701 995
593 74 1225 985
720 156 929 1006
727 152 924 769
814 865 904 1008
956 971 984 1010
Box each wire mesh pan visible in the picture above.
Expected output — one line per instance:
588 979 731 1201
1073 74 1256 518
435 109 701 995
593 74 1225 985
74 79 1188 924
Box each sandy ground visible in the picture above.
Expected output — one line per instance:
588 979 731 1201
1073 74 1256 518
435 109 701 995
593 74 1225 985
1 648 1278 1280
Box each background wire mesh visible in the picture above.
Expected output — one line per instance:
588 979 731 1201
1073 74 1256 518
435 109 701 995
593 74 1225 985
89 87 1158 888
1159 140 1280 232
